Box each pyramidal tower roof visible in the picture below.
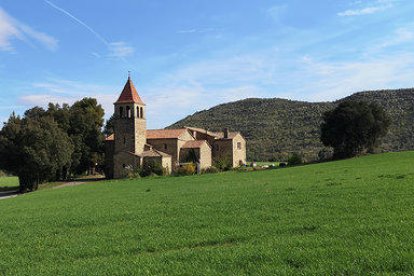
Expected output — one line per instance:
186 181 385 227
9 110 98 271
115 75 145 105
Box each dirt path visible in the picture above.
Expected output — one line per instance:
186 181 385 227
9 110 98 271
53 181 86 189
0 179 100 200
0 190 19 200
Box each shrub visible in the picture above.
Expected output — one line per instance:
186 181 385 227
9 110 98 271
214 158 232 171
126 165 141 179
176 163 196 176
201 166 220 174
318 148 333 162
288 153 303 166
235 166 254 173
141 159 164 177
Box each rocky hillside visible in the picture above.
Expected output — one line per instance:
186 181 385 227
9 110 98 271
169 89 414 161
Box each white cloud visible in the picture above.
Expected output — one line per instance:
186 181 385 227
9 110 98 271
0 8 21 51
0 7 57 51
108 41 134 58
162 51 280 87
378 27 414 49
144 82 264 128
18 79 118 118
338 0 395 17
19 94 73 106
298 53 414 101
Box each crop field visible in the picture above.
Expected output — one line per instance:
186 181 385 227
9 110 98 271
0 177 18 188
0 152 414 275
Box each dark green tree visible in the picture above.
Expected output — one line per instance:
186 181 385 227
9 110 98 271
320 101 390 159
47 103 71 132
103 114 115 136
288 152 303 166
68 98 105 175
0 112 73 192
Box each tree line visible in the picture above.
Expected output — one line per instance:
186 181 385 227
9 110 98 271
0 98 105 192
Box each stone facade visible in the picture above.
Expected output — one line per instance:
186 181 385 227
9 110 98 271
113 104 146 155
231 133 247 167
180 140 212 169
105 77 247 179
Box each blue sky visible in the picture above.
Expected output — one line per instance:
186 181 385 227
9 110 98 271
1 0 414 128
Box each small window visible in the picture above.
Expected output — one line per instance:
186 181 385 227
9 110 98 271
123 136 126 145
137 106 140 118
122 164 126 168
164 144 168 150
119 107 124 118
140 107 144 118
237 142 242 150
126 106 131 118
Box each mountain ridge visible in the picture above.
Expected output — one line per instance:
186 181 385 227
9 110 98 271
168 88 414 161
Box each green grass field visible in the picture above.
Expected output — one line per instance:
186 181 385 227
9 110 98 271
1 152 414 275
0 177 19 188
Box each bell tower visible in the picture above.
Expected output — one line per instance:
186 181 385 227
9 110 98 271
113 74 146 155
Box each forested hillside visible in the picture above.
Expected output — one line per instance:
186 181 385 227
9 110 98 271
169 89 414 161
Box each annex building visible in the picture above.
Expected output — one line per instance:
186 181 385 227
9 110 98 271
105 76 246 178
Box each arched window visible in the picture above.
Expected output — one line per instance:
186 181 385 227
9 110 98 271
140 107 144 118
126 106 131 118
119 107 124 118
137 106 140 118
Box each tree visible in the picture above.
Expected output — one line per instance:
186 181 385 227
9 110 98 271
47 103 71 132
68 98 105 175
0 112 73 192
320 101 390 159
104 114 115 136
288 152 303 166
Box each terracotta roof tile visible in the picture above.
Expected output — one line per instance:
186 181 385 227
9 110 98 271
182 140 209 149
185 126 220 138
140 149 171 157
115 77 145 105
146 129 189 139
212 131 239 139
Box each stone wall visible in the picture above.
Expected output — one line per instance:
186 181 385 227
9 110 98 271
162 156 172 174
198 143 212 169
148 131 195 170
104 140 115 179
232 134 247 167
113 103 146 155
113 151 141 179
212 135 246 168
147 139 180 168
180 146 211 170
212 139 233 166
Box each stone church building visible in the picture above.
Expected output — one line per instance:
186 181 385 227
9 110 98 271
105 76 246 178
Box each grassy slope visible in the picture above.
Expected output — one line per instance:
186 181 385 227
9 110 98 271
0 177 18 188
1 152 414 275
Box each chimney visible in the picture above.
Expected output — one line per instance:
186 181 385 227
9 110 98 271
223 128 229 139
